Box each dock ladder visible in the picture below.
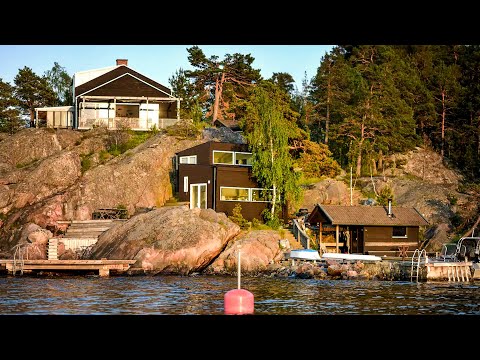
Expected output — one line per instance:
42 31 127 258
410 248 427 282
11 243 26 276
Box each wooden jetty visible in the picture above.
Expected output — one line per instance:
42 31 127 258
425 260 474 282
0 259 137 277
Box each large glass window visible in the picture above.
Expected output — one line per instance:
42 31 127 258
392 226 407 237
220 187 249 201
213 151 234 164
235 152 252 165
251 188 273 202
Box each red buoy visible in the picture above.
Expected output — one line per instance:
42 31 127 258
224 289 254 315
223 244 254 315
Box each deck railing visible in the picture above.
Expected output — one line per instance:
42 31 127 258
292 219 310 249
78 117 181 130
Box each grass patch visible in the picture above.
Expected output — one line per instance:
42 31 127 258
16 158 38 168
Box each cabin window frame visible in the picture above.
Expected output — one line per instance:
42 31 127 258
220 186 250 202
213 150 252 166
392 226 407 238
179 155 197 164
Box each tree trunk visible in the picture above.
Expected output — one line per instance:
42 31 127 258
371 158 377 176
477 114 480 157
356 117 365 176
325 65 331 144
29 109 35 128
212 71 225 124
461 214 480 238
378 149 383 176
441 88 446 159
270 136 276 217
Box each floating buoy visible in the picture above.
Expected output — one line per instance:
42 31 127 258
224 289 254 315
224 245 254 315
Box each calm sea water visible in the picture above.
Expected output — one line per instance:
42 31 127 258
0 275 479 315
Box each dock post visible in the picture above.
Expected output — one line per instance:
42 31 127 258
99 267 109 277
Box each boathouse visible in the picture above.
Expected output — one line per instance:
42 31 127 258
306 200 429 257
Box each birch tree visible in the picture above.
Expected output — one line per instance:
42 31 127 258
244 83 301 227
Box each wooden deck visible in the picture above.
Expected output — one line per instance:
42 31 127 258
0 259 137 277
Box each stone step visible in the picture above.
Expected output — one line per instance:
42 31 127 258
66 227 112 232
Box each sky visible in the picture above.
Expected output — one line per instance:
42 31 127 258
0 45 334 90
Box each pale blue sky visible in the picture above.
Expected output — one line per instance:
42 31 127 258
0 45 333 90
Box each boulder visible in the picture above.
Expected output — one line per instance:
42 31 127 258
206 230 285 275
88 206 240 275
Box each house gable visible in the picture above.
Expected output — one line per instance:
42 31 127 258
75 66 172 98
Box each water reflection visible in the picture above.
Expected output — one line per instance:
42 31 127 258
0 276 478 315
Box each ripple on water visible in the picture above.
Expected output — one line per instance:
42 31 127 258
0 276 479 315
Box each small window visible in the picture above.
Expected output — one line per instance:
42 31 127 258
220 187 249 201
180 155 197 164
183 176 188 192
213 151 234 165
235 152 252 166
392 226 407 237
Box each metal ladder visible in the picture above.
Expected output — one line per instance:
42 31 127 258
410 249 427 282
11 243 26 276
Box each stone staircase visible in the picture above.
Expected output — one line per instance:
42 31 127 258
284 227 304 250
56 220 122 253
47 238 58 260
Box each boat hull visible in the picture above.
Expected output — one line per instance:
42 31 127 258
322 253 382 262
288 249 321 261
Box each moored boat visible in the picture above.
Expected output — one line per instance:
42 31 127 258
288 249 321 261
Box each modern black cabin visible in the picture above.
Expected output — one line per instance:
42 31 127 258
175 141 279 221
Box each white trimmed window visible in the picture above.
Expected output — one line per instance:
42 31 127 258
213 151 234 165
213 150 252 166
220 187 250 201
179 155 197 164
220 187 273 202
235 152 252 165
183 176 189 192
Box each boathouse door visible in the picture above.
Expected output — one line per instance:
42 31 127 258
350 226 364 254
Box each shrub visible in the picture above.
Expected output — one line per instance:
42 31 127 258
228 203 251 230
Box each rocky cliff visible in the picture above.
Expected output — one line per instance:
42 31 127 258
0 128 478 272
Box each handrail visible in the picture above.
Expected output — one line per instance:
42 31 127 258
292 219 310 249
410 248 427 282
11 243 26 276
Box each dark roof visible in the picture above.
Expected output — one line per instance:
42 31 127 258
309 204 429 226
214 119 241 131
75 66 172 97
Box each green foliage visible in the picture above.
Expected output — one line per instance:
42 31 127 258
244 83 302 225
44 62 72 106
296 140 341 178
80 154 92 173
164 120 201 139
228 203 251 230
106 130 153 156
150 124 159 135
184 46 262 124
14 66 56 127
376 184 395 206
16 158 38 168
447 193 458 205
0 78 22 134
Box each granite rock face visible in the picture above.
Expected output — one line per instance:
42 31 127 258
88 206 241 275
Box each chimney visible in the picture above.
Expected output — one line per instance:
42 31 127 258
387 198 392 217
116 59 128 66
